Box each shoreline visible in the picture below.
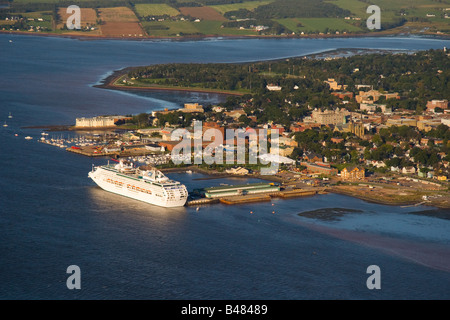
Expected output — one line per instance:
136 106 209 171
159 166 450 209
2 29 450 42
93 47 420 97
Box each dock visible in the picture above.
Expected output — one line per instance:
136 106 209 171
220 194 272 205
186 198 220 206
186 187 320 206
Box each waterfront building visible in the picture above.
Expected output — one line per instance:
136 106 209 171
225 167 249 175
340 166 365 181
202 183 280 198
182 103 204 113
75 115 131 128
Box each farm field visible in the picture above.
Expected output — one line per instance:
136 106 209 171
178 6 226 21
98 6 139 22
2 0 450 37
277 18 364 33
324 0 369 17
134 4 180 17
101 22 145 37
210 0 274 14
142 20 257 37
142 20 199 37
97 7 145 37
367 0 450 11
57 7 97 29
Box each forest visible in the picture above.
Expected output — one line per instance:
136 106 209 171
128 49 450 116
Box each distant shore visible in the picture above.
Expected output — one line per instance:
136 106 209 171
2 29 449 42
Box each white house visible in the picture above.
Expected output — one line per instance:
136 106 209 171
402 166 416 174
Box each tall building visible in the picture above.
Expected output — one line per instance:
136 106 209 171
311 108 349 125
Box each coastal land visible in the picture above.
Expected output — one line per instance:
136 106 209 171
1 0 450 41
33 47 450 210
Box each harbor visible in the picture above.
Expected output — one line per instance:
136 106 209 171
186 182 321 206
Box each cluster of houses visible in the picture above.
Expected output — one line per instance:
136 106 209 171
73 65 449 182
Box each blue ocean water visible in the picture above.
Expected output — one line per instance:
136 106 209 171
0 34 449 299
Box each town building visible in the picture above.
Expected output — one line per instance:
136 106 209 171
301 162 338 175
266 84 282 91
340 166 365 180
426 100 448 112
355 90 399 104
225 167 249 175
402 166 416 174
75 116 131 128
324 78 347 91
311 108 349 125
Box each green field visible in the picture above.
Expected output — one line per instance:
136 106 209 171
324 0 367 17
369 0 450 11
277 17 363 33
134 4 180 17
12 0 94 2
210 0 274 14
327 0 450 21
142 20 258 37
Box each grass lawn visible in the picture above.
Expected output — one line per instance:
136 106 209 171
134 4 180 17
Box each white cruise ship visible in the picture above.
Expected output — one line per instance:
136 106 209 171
88 160 188 207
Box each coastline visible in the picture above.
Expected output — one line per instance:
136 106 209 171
93 46 422 96
159 166 450 209
2 29 450 42
93 66 246 96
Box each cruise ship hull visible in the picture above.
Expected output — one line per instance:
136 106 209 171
88 166 187 208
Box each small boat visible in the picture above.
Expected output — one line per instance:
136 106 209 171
186 170 193 174
8 112 12 119
2 121 7 127
196 207 199 211
25 136 33 140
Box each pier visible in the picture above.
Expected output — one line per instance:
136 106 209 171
186 184 320 206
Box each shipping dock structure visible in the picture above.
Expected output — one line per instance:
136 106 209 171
203 183 281 198
186 182 319 206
